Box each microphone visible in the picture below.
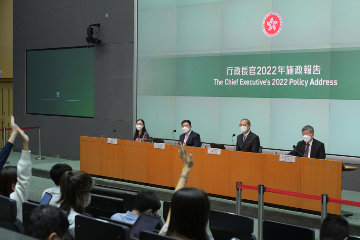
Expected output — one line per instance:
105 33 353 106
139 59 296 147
292 145 304 157
113 129 125 140
231 134 236 146
172 130 176 140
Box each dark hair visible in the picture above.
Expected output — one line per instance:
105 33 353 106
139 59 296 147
58 171 94 214
0 166 17 197
167 188 210 240
24 205 69 240
134 192 161 213
50 163 73 185
241 119 251 126
133 119 148 140
320 216 349 240
181 120 191 126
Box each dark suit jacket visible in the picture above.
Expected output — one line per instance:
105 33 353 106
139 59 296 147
236 131 260 153
288 138 326 159
179 131 201 147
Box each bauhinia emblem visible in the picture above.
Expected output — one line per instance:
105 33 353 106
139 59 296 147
262 12 282 37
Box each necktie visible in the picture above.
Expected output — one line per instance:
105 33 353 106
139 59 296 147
304 143 310 158
184 134 189 144
243 135 247 143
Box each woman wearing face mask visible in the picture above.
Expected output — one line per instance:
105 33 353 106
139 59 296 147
58 171 94 239
133 119 150 142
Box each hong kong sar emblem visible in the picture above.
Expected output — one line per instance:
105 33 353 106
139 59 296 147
262 12 282 37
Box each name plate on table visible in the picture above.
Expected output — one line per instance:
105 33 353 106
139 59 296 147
208 148 221 155
279 155 296 163
154 143 165 149
107 138 117 144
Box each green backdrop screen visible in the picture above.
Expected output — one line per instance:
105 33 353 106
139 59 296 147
137 0 360 156
26 47 94 118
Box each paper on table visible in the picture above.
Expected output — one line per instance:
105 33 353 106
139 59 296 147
208 148 221 155
154 143 165 149
279 154 296 163
107 138 117 144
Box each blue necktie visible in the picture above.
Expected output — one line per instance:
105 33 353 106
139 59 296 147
243 135 246 143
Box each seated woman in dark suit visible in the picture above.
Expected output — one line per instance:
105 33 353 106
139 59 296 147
133 119 150 142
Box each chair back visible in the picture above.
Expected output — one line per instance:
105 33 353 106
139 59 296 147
91 185 138 212
349 236 360 240
0 195 23 233
162 201 171 222
209 210 255 240
263 220 315 240
22 201 39 229
85 193 124 218
140 230 179 240
75 214 130 240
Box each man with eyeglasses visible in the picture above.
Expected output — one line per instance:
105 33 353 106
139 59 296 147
288 125 326 159
236 119 260 153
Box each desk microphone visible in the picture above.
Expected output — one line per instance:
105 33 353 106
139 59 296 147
231 134 236 146
292 145 304 157
172 130 176 140
113 129 125 140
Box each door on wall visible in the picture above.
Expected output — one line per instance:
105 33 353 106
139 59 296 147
0 81 13 147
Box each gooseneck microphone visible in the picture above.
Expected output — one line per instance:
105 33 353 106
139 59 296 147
172 130 176 140
231 134 236 146
113 129 125 140
292 145 304 157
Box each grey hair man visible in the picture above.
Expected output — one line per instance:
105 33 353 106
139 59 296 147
288 125 326 159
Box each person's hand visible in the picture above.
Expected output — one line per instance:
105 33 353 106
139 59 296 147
177 142 194 172
14 125 29 149
11 116 17 134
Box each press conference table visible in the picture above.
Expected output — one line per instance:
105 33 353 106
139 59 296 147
80 136 343 215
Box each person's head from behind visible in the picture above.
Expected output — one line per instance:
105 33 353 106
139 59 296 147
24 205 69 240
320 216 349 240
0 166 17 197
133 191 161 215
167 188 210 240
58 171 94 214
50 163 73 186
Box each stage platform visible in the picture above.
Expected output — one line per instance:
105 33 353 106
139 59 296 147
5 150 360 239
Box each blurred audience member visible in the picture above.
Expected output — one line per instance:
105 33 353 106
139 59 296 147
0 124 31 221
24 205 69 240
58 171 94 239
42 163 73 207
320 216 349 240
111 191 161 224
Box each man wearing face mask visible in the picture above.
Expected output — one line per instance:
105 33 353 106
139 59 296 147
236 119 260 153
179 120 201 147
288 125 326 159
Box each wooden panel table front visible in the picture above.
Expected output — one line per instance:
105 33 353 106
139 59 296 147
80 137 342 214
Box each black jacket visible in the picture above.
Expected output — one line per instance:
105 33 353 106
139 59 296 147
236 131 260 153
288 138 326 159
179 131 201 147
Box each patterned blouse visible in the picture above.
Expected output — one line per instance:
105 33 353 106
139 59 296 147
134 131 150 142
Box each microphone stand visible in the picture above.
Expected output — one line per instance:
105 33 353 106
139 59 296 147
292 145 304 157
231 134 236 146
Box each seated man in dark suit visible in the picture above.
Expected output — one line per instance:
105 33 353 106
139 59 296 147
288 125 326 159
179 120 201 147
236 119 260 153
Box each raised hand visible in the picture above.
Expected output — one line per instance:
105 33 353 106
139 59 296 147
11 115 17 133
14 125 29 151
177 142 194 171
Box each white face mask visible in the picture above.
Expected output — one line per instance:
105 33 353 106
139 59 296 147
84 193 91 208
240 126 248 133
136 125 143 131
182 127 190 133
303 135 312 143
